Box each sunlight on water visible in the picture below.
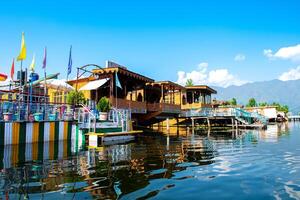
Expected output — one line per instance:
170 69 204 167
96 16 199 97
0 122 300 199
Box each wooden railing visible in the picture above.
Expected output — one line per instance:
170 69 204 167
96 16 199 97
181 102 212 110
110 98 147 114
147 103 181 114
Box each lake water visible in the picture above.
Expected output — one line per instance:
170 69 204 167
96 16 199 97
0 122 300 199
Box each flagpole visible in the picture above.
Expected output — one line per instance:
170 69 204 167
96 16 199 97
44 67 47 120
115 72 118 109
19 60 23 121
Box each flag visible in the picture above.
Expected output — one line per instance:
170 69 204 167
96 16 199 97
67 46 72 76
42 47 47 69
115 72 122 89
17 32 26 61
10 59 15 79
0 73 7 81
29 54 35 72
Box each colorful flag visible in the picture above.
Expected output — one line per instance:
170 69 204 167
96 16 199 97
42 47 47 69
10 59 15 79
29 53 35 72
17 32 26 61
67 46 72 76
115 71 122 89
0 73 7 81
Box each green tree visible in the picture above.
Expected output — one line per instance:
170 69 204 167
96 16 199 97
185 78 194 87
271 102 289 113
66 90 86 105
259 102 268 107
230 98 237 106
247 98 257 107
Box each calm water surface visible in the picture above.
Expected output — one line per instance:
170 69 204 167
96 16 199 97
1 122 300 199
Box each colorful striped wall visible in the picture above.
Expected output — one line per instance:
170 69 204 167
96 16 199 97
0 140 83 169
0 121 77 145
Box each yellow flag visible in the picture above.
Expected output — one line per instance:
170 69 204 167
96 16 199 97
29 54 35 72
17 32 26 61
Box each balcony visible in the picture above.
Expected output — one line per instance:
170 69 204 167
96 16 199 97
147 103 181 114
110 98 147 114
181 102 212 110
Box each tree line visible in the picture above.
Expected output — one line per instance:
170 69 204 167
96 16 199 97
224 97 289 113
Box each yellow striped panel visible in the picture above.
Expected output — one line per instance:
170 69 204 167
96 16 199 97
32 142 38 160
64 122 68 140
63 140 68 158
32 123 39 143
49 122 55 141
11 144 18 166
12 123 20 145
49 141 54 160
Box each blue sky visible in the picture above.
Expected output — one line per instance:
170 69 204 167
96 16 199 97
1 0 300 87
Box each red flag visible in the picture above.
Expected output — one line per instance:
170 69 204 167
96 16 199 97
10 59 14 79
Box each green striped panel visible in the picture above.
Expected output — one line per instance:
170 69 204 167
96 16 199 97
0 122 5 146
38 122 44 161
53 122 59 160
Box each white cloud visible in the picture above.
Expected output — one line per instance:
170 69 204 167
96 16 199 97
264 44 300 61
234 54 246 62
198 62 208 68
278 66 300 81
177 63 247 88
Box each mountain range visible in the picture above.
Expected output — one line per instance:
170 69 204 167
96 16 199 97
212 79 300 114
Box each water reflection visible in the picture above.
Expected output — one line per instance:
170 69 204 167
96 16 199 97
0 122 299 199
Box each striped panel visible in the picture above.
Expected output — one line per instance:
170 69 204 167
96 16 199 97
32 142 39 161
25 142 32 162
49 122 55 141
63 140 68 158
64 122 68 140
4 123 12 145
32 122 39 143
3 145 11 169
44 122 51 142
69 123 74 155
25 123 33 144
0 122 4 146
38 123 44 161
59 121 65 141
11 123 20 145
43 141 49 160
0 145 3 169
58 141 64 159
19 122 27 144
54 122 59 160
49 141 54 160
54 121 59 141
11 144 18 166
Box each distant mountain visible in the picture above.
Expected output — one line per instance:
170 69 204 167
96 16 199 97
212 79 300 114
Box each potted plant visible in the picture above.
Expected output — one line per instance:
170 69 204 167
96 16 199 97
97 97 111 121
33 112 44 121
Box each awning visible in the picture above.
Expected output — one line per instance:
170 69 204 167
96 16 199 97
40 79 74 91
79 78 109 91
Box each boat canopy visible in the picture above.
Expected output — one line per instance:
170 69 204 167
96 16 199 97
79 78 109 91
41 79 74 91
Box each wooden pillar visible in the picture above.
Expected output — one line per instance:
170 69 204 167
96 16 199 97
207 117 211 128
179 90 182 106
173 87 175 104
191 117 194 128
166 117 170 131
160 84 164 103
231 117 234 129
192 91 195 103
